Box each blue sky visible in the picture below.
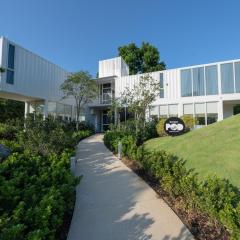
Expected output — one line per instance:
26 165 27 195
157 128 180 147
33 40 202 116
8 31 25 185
0 0 239 76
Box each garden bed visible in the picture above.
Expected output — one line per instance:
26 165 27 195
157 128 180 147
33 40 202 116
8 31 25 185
121 157 229 240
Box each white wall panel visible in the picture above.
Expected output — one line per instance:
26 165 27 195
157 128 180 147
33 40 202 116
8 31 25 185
0 37 72 105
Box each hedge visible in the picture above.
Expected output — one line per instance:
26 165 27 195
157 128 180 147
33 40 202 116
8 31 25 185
0 118 92 240
104 131 240 239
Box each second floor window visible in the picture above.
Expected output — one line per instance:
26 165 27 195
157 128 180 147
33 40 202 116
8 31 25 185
6 44 15 85
160 73 164 98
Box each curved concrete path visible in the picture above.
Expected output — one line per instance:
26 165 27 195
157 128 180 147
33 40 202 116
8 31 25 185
67 134 194 240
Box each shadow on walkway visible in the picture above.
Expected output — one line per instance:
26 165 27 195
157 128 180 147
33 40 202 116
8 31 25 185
67 134 194 240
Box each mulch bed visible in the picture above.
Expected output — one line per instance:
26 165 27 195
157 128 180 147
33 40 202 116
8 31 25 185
121 157 230 240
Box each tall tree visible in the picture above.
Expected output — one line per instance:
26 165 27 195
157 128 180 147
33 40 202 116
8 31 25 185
118 42 166 75
121 74 161 144
60 71 97 130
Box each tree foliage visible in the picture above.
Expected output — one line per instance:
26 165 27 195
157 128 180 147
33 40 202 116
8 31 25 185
0 67 5 73
60 71 97 129
0 99 24 123
121 74 160 144
118 42 166 75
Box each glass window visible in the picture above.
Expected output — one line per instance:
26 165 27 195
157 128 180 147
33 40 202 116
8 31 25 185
181 69 192 97
193 67 205 96
205 65 218 95
8 44 15 69
169 104 178 116
150 105 159 117
6 70 14 84
160 73 164 88
159 73 164 98
221 63 234 94
160 89 164 98
207 114 218 125
183 104 193 115
56 103 65 115
207 102 218 113
234 62 240 93
195 103 205 114
196 114 206 125
160 105 168 116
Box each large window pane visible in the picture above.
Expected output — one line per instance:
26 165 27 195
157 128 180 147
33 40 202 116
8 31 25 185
169 104 178 117
193 67 205 96
195 103 205 114
235 62 240 93
160 105 168 116
207 114 218 125
159 73 164 98
221 63 234 94
207 102 218 113
8 44 15 69
6 70 14 84
160 73 164 88
205 65 218 95
150 105 159 117
183 104 193 115
181 69 192 97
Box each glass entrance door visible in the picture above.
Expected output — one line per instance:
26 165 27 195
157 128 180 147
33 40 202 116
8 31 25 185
102 110 110 131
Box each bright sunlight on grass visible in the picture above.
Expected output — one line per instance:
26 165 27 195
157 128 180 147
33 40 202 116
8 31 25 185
145 114 240 188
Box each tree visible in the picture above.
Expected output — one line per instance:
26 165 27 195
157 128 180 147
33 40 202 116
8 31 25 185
121 74 161 144
118 42 166 75
60 71 97 130
0 67 5 73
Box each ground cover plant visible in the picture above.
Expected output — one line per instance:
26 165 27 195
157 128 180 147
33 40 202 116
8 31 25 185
103 118 240 240
0 115 93 240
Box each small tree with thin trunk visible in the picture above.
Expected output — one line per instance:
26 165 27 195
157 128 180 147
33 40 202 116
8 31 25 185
121 74 160 144
60 71 97 130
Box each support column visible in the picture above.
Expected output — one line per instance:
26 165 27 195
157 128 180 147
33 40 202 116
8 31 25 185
43 100 48 119
218 100 223 121
24 102 30 118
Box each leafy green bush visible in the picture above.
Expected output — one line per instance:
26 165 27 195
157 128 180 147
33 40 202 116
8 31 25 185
181 115 196 131
0 123 19 140
0 115 92 240
156 118 168 137
144 118 158 140
0 151 80 240
72 129 93 145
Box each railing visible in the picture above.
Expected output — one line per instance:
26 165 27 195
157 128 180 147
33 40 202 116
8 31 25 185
90 95 113 105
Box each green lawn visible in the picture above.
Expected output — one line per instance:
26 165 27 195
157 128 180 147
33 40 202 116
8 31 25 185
145 115 240 188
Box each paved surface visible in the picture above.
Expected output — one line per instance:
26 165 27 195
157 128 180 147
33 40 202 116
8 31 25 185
67 134 194 240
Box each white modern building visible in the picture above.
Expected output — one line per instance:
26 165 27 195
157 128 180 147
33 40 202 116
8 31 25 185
0 37 77 120
1 37 240 130
86 56 240 132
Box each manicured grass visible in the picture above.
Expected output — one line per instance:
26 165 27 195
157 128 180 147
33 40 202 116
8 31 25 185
145 114 240 188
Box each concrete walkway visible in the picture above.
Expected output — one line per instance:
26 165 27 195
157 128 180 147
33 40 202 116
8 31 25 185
67 134 194 240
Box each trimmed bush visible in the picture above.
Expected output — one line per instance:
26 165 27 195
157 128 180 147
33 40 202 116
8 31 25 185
181 115 196 131
156 118 168 137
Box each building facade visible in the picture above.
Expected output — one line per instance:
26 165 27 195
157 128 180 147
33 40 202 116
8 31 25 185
0 37 78 120
86 56 240 132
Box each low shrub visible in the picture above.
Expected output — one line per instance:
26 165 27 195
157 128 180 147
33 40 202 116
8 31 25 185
72 129 93 145
156 118 168 137
0 115 92 240
181 115 196 131
0 151 80 240
144 118 158 140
